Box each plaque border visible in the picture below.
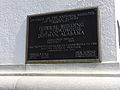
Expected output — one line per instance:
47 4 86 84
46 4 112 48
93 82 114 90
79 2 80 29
25 6 101 64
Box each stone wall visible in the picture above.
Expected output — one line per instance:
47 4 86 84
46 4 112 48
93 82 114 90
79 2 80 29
0 0 117 64
0 0 120 90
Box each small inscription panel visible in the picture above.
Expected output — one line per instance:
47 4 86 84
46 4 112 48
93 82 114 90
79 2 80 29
26 7 100 63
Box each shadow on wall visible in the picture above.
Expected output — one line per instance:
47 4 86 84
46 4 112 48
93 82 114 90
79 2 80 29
14 20 26 64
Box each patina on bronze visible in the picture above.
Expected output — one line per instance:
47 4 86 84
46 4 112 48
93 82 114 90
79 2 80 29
26 7 100 64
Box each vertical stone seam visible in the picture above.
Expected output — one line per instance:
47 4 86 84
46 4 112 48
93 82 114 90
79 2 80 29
14 65 26 90
14 77 22 90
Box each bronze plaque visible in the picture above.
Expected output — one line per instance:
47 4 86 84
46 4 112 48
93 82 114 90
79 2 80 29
26 7 100 64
